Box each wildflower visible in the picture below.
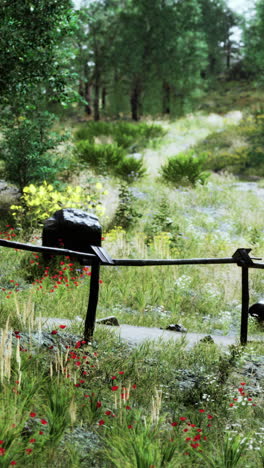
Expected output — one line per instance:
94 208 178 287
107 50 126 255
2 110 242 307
25 448 32 454
96 401 102 408
132 384 137 389
111 386 119 391
111 376 117 380
180 417 187 421
171 422 178 427
10 462 17 465
190 443 200 449
183 428 189 432
118 371 124 375
0 441 3 445
51 330 58 335
30 412 37 417
40 419 48 425
128 425 133 429
0 448 5 456
39 431 44 435
229 403 234 407
59 325 67 329
207 415 213 419
98 420 105 426
199 409 205 413
185 437 191 441
105 411 112 416
29 439 36 443
126 406 131 410
240 382 246 386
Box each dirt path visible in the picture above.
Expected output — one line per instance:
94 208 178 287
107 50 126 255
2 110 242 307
143 110 243 176
38 317 263 349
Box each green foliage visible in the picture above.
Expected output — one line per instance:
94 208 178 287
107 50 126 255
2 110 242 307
76 141 146 183
160 151 210 186
0 112 71 192
10 181 104 231
74 121 165 150
0 0 75 107
76 140 124 171
109 184 142 230
115 156 146 183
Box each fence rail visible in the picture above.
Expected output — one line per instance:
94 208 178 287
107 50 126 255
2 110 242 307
0 239 263 345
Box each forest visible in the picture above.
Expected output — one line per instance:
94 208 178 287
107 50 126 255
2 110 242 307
0 0 264 467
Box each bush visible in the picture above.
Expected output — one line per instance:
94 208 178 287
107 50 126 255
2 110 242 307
76 141 124 172
76 141 146 182
10 181 105 231
160 151 210 186
115 156 146 183
0 112 70 192
74 121 166 150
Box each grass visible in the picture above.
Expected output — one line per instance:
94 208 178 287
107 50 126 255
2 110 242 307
1 83 264 466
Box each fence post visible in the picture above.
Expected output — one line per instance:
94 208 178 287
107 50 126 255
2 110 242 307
240 265 249 345
84 261 100 341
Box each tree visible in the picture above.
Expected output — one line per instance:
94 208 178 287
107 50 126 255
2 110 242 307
243 0 264 80
0 0 76 191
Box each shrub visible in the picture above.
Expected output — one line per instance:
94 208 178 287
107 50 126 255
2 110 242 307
114 156 146 183
109 184 142 230
76 140 124 172
160 151 210 186
76 141 146 182
10 181 105 231
74 121 166 150
0 112 70 192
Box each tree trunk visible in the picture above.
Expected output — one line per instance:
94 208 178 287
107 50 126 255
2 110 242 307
93 68 100 121
130 80 141 121
102 87 106 111
162 81 170 114
85 83 92 115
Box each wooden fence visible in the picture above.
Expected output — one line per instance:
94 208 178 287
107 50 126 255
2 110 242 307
0 239 263 345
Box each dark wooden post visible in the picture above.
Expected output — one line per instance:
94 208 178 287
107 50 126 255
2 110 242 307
84 261 100 342
240 266 249 345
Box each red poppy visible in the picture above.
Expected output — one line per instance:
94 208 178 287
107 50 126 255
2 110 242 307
207 415 213 419
25 448 32 454
10 462 17 465
59 325 67 329
96 401 102 408
128 425 133 429
98 420 105 426
0 448 5 456
132 384 137 389
105 411 112 415
111 386 119 391
171 422 178 427
180 417 187 421
40 419 48 425
51 330 58 335
29 439 36 443
199 409 205 413
30 412 37 417
118 371 124 375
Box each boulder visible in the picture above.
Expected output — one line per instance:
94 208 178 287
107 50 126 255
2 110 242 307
42 208 102 255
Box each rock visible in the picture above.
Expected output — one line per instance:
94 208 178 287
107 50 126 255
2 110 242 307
200 335 214 344
248 303 264 322
42 208 102 256
96 316 119 326
165 324 187 333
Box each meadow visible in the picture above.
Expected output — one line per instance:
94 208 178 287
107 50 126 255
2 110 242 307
0 89 264 466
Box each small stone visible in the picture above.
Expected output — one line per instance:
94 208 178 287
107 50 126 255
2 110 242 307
200 335 214 343
165 324 187 333
96 316 119 326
